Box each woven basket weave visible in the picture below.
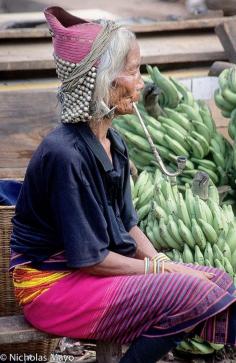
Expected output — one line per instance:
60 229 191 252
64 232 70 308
0 203 59 357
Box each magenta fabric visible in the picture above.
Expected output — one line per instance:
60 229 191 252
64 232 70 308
44 6 102 63
23 264 236 345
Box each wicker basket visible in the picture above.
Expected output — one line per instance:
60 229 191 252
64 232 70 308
0 202 60 357
0 205 21 316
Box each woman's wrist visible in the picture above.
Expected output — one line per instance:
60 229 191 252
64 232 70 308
143 257 168 275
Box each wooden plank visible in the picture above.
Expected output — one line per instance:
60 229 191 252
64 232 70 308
215 19 236 63
139 33 226 65
0 9 118 26
0 315 54 344
0 15 234 39
0 90 58 171
0 32 226 72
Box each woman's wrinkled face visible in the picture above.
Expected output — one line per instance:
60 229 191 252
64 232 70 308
109 41 144 115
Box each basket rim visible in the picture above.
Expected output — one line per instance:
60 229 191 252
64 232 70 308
0 205 15 210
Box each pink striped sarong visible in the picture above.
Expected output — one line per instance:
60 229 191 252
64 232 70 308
23 263 236 345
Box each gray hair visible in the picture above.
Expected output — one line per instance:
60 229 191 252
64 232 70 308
92 25 136 119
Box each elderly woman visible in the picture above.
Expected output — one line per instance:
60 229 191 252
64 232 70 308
10 6 236 363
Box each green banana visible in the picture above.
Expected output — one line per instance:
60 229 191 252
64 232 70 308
161 124 190 150
151 67 180 108
208 200 224 234
172 184 181 204
210 137 222 154
208 342 224 351
199 107 215 135
224 257 234 277
187 136 205 159
130 148 155 166
204 242 214 266
164 134 189 157
159 218 182 250
191 157 217 172
208 185 220 204
190 131 209 156
178 219 195 249
228 67 236 93
172 249 183 263
221 209 229 236
191 218 207 250
183 243 194 264
199 218 218 245
223 204 235 224
217 166 228 185
222 242 232 263
146 125 166 147
168 215 183 246
222 87 236 106
205 259 212 267
163 107 191 131
176 103 203 122
123 130 151 152
160 178 175 201
153 219 169 249
214 133 226 155
192 120 211 144
137 203 151 221
170 77 195 106
231 250 236 272
228 118 236 140
189 340 214 355
218 68 230 89
222 110 232 118
152 201 168 222
178 193 191 228
195 245 205 265
154 190 167 210
214 258 225 271
213 244 225 262
194 196 207 221
214 89 235 112
158 116 188 136
210 146 225 169
185 184 196 218
225 222 236 253
133 170 150 198
165 251 174 260
138 185 154 209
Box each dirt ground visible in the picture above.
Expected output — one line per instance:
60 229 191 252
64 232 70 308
2 0 190 20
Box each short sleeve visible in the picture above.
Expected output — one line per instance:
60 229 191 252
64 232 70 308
119 144 138 232
46 153 110 268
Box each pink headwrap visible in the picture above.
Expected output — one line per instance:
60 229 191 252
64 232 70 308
44 6 103 63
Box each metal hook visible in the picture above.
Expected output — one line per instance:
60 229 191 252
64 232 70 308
133 102 187 177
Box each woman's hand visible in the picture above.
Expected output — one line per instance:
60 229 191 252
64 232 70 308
163 262 215 282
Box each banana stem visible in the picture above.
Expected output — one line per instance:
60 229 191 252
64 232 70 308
133 102 186 177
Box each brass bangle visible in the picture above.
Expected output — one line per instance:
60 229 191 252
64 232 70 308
153 258 157 274
144 257 150 275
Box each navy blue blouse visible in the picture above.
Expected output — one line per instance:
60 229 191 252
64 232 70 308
10 122 138 270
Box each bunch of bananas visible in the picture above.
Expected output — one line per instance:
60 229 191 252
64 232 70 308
132 169 234 355
214 68 236 119
133 170 236 285
113 66 232 188
176 335 223 355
